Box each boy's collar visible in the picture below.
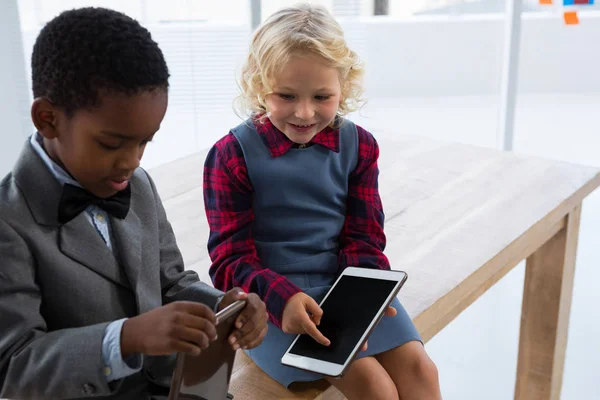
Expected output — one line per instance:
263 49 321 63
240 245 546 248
12 137 64 226
29 132 82 189
253 117 340 158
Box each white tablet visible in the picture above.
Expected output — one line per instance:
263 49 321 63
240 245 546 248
281 267 408 378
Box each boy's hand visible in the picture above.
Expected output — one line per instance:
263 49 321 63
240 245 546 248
121 301 217 358
281 292 330 346
219 288 268 350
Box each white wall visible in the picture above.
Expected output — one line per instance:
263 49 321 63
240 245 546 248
357 12 600 97
15 12 600 169
1 0 31 176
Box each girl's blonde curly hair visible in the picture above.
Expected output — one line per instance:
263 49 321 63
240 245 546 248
236 4 365 124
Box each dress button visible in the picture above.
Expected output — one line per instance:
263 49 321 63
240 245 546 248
96 214 105 223
82 383 96 395
102 366 112 377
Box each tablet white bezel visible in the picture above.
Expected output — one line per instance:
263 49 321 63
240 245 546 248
281 267 408 377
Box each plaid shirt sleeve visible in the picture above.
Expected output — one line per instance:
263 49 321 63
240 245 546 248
203 132 302 328
338 126 391 271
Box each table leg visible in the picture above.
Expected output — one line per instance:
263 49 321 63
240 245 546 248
515 205 581 400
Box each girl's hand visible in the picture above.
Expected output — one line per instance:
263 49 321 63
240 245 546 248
281 292 330 346
360 306 397 352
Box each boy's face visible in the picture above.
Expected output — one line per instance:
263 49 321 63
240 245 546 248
265 55 341 144
34 90 168 198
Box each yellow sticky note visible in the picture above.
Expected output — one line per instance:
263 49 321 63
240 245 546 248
564 11 579 25
539 0 552 4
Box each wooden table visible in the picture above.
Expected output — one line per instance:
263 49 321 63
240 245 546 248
152 134 600 400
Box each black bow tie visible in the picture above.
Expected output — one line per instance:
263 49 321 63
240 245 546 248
58 183 131 224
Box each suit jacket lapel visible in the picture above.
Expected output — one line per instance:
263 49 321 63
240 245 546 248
13 139 62 227
59 213 130 288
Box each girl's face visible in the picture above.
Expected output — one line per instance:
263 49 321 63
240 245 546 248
265 55 342 144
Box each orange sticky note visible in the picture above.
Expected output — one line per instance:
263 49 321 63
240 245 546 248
564 11 579 25
539 0 552 4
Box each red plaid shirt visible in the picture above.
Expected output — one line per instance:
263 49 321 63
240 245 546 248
203 118 390 328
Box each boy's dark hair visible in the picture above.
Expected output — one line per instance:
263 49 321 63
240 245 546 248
32 7 170 117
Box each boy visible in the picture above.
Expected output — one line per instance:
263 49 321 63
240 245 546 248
0 7 268 399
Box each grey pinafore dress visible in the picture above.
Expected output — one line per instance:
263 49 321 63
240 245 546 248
231 119 421 387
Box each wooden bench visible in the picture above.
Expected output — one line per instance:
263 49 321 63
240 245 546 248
152 134 600 400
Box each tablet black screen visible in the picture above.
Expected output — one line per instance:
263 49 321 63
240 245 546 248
288 275 397 364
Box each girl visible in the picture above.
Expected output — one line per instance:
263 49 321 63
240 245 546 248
203 4 441 400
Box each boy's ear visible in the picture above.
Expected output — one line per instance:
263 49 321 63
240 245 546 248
31 98 61 139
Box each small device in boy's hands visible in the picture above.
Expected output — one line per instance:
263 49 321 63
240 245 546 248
281 267 408 378
168 300 246 400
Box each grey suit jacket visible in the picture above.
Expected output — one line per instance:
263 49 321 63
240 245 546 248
0 140 224 399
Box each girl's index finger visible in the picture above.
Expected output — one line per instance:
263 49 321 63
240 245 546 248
301 319 330 346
